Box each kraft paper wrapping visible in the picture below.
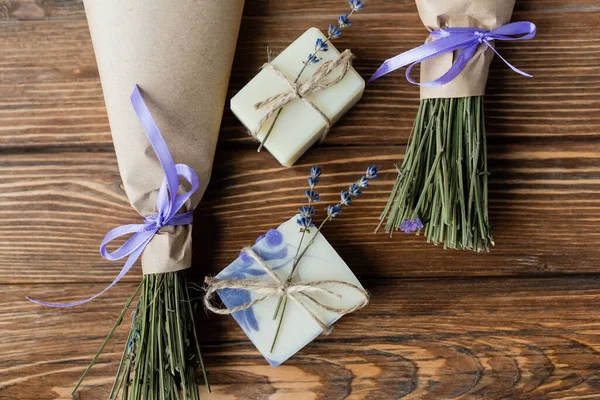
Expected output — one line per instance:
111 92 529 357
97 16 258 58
84 0 245 274
416 0 516 99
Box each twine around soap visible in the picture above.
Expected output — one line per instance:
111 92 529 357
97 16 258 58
204 246 369 334
250 49 354 146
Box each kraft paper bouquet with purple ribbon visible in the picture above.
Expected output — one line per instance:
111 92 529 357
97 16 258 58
371 0 536 252
28 1 245 398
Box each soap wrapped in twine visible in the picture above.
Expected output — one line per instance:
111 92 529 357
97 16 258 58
250 49 354 147
204 246 369 334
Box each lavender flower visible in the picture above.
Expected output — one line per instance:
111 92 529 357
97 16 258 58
298 205 316 218
305 189 320 202
338 13 352 28
306 53 322 65
400 218 424 234
302 1 364 68
349 183 362 197
310 165 322 179
349 0 365 12
301 170 320 232
327 204 342 218
328 24 342 39
324 165 378 219
366 165 378 180
350 167 376 196
315 38 329 52
308 165 321 187
297 216 314 232
357 176 369 188
340 190 352 206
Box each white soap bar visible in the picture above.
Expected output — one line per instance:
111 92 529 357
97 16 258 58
216 216 366 367
231 28 365 167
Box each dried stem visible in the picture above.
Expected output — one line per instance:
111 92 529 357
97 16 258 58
377 96 493 252
269 217 330 353
73 271 209 399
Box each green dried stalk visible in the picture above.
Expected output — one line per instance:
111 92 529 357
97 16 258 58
376 96 493 252
73 271 209 399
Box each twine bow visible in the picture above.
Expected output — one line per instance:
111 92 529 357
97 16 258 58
251 49 354 145
28 85 199 307
204 246 369 334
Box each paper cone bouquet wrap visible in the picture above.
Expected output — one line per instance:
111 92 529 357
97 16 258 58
29 1 245 398
371 0 536 252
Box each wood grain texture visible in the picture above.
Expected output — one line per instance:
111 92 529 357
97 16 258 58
1 0 600 399
1 9 599 149
4 277 600 399
1 144 600 285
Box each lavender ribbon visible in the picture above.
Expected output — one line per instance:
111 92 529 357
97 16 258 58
28 85 199 307
368 21 537 85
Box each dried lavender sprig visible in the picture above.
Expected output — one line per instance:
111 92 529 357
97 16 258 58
302 0 364 73
296 166 321 252
293 165 378 277
72 281 143 396
258 0 365 151
272 166 321 320
270 164 377 353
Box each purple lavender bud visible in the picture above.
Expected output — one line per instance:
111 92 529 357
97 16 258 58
327 204 342 218
349 183 362 197
366 165 378 180
340 190 352 206
400 218 424 234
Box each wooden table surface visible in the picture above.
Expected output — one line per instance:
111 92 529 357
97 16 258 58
2 0 600 399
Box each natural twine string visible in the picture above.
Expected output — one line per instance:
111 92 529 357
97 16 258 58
204 246 369 334
251 49 354 144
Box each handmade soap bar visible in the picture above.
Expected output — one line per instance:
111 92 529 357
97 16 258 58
215 216 366 367
231 28 365 167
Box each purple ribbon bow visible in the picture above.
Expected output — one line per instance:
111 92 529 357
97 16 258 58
368 21 537 85
28 85 199 307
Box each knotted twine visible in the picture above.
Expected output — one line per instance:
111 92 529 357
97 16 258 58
204 246 369 334
251 49 354 144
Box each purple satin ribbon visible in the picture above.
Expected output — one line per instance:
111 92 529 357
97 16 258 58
28 85 199 307
368 21 537 85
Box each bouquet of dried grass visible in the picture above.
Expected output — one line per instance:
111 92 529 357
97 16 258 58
370 0 536 251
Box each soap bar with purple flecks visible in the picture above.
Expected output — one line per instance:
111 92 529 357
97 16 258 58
215 216 365 367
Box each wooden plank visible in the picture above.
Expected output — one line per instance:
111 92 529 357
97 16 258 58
0 0 84 20
1 142 599 285
2 0 598 22
3 276 600 399
243 0 600 15
1 12 599 149
2 2 600 399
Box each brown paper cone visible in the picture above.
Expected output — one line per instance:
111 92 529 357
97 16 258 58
416 0 516 99
84 0 245 274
